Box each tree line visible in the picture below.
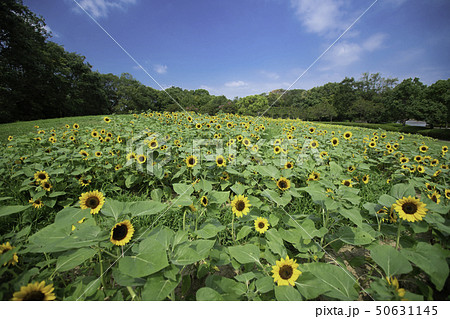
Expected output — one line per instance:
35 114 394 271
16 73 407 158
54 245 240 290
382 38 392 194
1 0 449 128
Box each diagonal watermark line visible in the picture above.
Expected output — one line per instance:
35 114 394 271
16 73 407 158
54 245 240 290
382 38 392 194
76 183 195 301
253 177 375 301
254 0 379 122
72 0 198 124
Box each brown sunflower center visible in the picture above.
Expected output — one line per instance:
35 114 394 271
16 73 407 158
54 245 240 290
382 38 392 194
278 180 287 189
188 157 195 165
112 224 128 241
431 196 437 203
87 196 100 208
344 181 350 186
402 202 417 215
235 200 246 211
217 158 223 165
258 222 265 229
287 163 292 168
202 197 207 204
151 142 157 147
138 156 145 162
279 265 294 280
38 173 46 180
23 290 46 301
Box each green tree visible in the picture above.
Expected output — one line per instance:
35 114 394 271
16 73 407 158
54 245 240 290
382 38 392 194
236 95 269 116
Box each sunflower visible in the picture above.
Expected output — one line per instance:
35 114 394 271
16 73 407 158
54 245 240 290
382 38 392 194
0 242 19 266
221 171 230 180
419 145 428 153
216 155 226 167
386 277 407 301
417 165 425 174
399 157 409 164
310 140 319 148
126 152 136 161
341 179 352 187
91 130 99 138
95 151 102 157
428 191 441 204
200 195 208 207
284 161 294 169
392 196 427 222
242 138 251 147
362 175 369 184
343 131 352 140
277 177 291 191
254 217 270 234
347 165 355 173
41 181 52 191
307 171 320 181
273 146 281 154
79 177 91 187
115 164 122 171
442 145 448 153
34 171 49 183
12 281 56 301
186 155 198 168
445 189 450 199
79 190 105 215
231 194 251 218
319 151 328 159
331 137 339 147
73 123 80 129
29 198 43 209
148 139 158 149
414 155 422 163
110 220 134 246
271 255 302 286
104 116 111 123
136 154 146 164
369 141 377 148
8 136 13 141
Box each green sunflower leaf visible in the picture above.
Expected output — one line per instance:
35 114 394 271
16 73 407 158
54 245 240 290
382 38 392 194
118 239 169 278
130 200 168 217
228 244 260 264
400 242 449 291
369 244 412 278
173 183 194 195
55 247 96 272
0 205 29 217
274 285 303 301
141 273 180 301
196 287 224 301
306 262 359 300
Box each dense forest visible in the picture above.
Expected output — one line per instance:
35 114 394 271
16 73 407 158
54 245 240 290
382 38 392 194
1 0 449 127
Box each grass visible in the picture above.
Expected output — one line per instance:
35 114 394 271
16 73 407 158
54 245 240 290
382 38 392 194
2 115 449 145
0 115 112 143
320 121 450 142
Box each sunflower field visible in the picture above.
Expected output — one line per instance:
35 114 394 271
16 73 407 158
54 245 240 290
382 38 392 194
0 112 449 301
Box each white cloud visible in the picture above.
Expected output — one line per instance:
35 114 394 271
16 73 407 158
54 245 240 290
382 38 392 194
74 0 136 18
224 80 248 88
43 25 60 38
290 0 348 35
321 33 387 70
260 70 280 80
362 33 387 52
154 64 168 74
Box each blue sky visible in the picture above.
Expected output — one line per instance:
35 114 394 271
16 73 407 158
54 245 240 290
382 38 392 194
24 0 450 98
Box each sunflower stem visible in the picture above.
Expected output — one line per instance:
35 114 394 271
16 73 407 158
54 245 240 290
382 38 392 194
97 247 106 289
127 286 138 301
231 212 235 242
395 220 402 250
183 210 187 231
